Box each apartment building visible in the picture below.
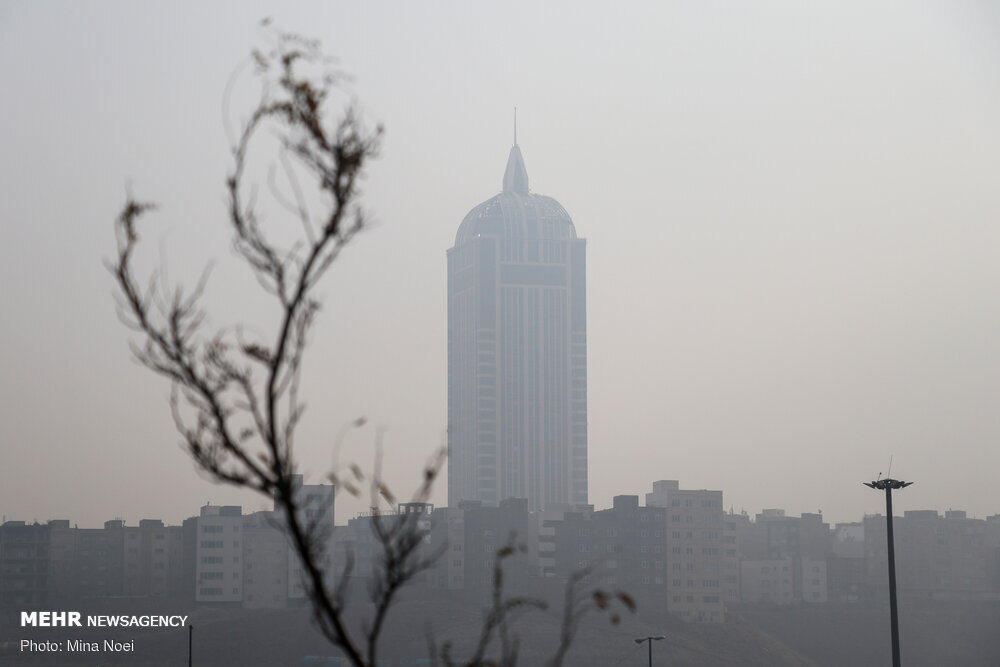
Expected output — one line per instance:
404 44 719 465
194 505 243 604
646 480 725 623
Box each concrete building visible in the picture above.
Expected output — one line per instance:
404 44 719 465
396 501 437 589
646 480 726 623
530 503 593 579
865 510 1000 601
0 521 51 622
827 522 865 603
332 503 436 596
46 520 75 603
194 505 243 604
242 511 289 609
284 476 336 602
64 521 126 599
460 498 533 595
800 556 828 603
121 519 184 598
722 512 748 608
429 506 466 590
740 558 795 606
831 522 865 559
554 496 667 608
332 512 380 588
447 138 587 511
733 509 832 606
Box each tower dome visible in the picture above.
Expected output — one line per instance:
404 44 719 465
455 144 577 245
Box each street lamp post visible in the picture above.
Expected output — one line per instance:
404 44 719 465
863 478 912 667
634 635 665 666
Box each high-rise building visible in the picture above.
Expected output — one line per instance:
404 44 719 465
447 138 587 512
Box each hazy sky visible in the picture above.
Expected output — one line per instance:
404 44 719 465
2 2 998 529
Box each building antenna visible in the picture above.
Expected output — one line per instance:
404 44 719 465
513 107 518 146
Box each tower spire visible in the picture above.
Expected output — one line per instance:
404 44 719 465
502 142 529 194
503 108 528 193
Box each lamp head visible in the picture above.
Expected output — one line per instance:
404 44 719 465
863 479 912 491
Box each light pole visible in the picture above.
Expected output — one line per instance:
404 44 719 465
634 635 665 666
863 478 912 667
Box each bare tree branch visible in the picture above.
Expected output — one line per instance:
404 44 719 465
110 28 385 666
110 26 624 667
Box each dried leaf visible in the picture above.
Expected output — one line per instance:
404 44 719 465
378 483 396 505
616 591 637 612
242 343 271 363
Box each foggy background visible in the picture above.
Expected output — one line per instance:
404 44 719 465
1 1 998 529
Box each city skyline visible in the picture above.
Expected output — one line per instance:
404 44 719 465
2 3 999 529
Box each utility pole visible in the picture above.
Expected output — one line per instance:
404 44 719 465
863 478 912 667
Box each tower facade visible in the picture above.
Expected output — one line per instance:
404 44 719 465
447 141 587 512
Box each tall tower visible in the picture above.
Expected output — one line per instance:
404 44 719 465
447 138 587 512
